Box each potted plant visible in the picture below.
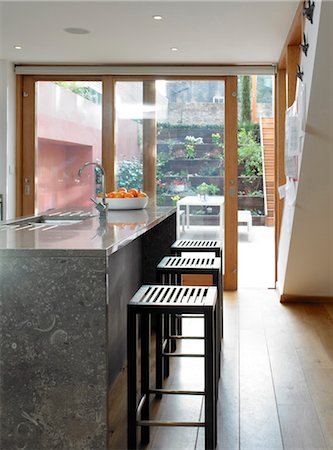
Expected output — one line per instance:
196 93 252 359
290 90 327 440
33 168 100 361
172 179 188 193
197 182 210 200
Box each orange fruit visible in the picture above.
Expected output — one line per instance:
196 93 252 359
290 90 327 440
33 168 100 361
138 192 147 197
105 192 113 198
128 188 139 197
124 193 134 198
114 192 124 198
117 187 127 193
97 192 104 198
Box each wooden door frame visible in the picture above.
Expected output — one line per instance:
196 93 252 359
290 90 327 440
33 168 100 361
17 74 238 289
17 75 112 215
224 76 238 290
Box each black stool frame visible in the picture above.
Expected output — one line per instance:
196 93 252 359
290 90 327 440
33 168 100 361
127 285 217 450
171 239 223 273
157 255 223 346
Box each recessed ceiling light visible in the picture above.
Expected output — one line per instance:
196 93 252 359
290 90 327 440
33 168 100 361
153 15 163 20
14 45 22 50
64 27 91 35
170 47 179 52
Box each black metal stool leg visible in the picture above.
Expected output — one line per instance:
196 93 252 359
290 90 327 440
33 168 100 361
170 313 177 352
141 313 150 445
214 306 219 404
204 309 216 450
127 308 138 450
176 273 182 335
213 272 221 380
155 313 163 399
163 314 170 378
170 273 178 352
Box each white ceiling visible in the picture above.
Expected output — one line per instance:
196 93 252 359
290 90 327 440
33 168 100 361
0 1 299 65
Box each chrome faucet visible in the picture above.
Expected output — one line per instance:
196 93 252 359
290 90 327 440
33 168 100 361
77 162 107 219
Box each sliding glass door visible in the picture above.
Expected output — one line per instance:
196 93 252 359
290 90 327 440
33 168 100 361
155 79 225 209
19 75 238 289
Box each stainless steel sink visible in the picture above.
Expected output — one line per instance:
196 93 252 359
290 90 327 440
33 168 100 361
1 210 95 230
41 219 82 225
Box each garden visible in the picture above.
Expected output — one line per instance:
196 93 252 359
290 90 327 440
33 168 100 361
116 76 268 225
116 121 264 224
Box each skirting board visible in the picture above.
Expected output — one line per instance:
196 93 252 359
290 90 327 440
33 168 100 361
280 293 333 303
275 281 333 303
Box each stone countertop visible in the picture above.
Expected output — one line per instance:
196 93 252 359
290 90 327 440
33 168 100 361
0 205 176 257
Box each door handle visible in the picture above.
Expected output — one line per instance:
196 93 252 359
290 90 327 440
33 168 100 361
24 177 31 195
229 179 235 197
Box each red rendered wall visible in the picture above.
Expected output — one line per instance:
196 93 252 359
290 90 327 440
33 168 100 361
36 139 94 212
36 82 102 212
35 82 140 212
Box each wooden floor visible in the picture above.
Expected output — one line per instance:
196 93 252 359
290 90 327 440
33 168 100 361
109 219 330 449
109 289 333 450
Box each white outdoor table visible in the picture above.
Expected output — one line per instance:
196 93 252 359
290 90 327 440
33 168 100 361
176 195 225 239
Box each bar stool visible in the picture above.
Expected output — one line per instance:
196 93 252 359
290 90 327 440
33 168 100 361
127 284 217 450
157 254 223 345
171 239 223 273
169 239 223 345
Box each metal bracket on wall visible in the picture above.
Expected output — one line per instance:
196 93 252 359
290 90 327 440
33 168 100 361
297 64 304 82
0 194 3 221
303 0 315 24
300 33 309 57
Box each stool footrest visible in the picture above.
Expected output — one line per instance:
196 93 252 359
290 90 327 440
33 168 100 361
177 314 204 319
163 352 204 357
138 420 205 427
136 394 147 418
168 335 204 340
149 389 204 396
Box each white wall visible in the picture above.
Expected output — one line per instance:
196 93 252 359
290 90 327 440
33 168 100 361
278 0 333 298
0 3 3 58
0 60 16 220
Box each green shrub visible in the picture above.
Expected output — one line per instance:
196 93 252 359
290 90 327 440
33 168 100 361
238 128 263 178
185 144 196 159
240 76 251 123
197 182 220 196
238 122 260 142
117 158 143 189
157 122 224 130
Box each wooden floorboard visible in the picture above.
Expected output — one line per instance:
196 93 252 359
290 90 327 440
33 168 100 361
108 292 333 450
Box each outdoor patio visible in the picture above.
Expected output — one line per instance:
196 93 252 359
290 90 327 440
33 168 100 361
179 223 275 289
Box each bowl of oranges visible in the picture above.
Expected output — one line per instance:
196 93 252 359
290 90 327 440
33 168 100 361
97 188 149 210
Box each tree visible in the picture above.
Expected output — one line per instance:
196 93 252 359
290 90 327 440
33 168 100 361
240 76 251 123
257 76 273 103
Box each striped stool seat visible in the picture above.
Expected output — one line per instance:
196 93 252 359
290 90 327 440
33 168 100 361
127 285 217 450
158 255 220 273
171 240 223 276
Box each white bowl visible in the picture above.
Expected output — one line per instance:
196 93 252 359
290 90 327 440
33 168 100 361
107 209 149 224
105 196 149 210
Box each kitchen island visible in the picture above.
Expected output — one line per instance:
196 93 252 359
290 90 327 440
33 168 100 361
0 206 176 450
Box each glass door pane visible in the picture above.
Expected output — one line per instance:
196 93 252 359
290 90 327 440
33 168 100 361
35 81 102 213
114 82 144 192
237 75 275 287
156 79 225 236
